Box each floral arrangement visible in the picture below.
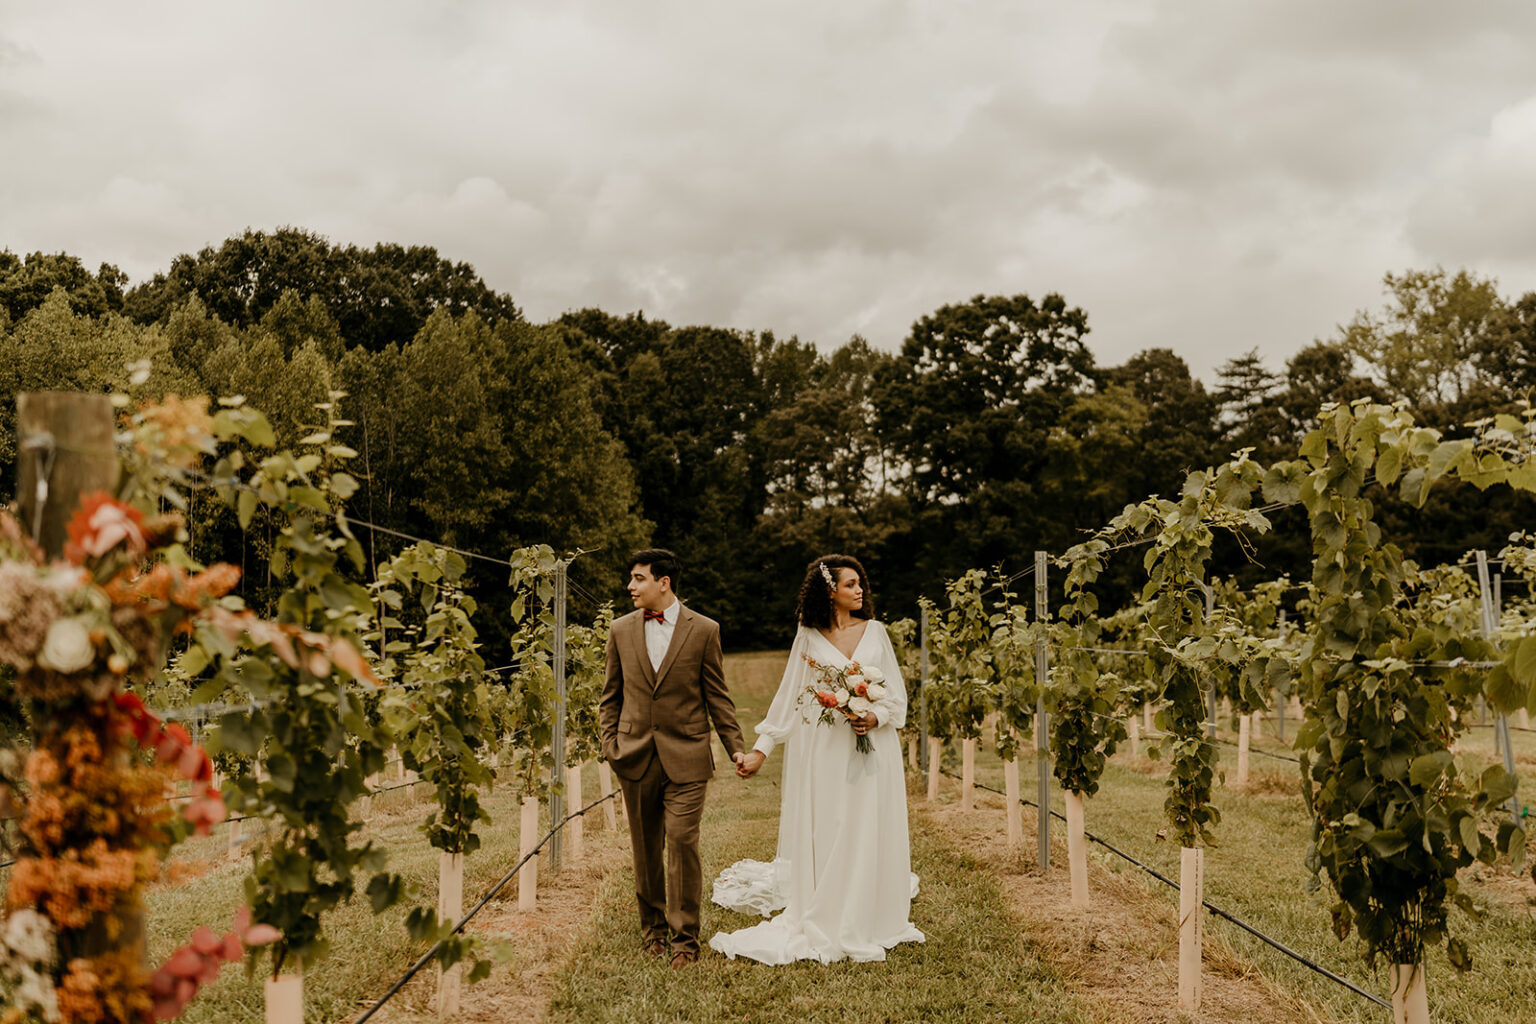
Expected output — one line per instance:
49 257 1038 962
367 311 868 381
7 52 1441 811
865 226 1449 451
799 655 887 754
0 393 366 1023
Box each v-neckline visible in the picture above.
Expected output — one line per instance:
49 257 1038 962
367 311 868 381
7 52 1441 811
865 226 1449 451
815 621 870 663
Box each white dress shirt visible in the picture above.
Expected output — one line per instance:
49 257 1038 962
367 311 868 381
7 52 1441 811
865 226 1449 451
644 597 679 672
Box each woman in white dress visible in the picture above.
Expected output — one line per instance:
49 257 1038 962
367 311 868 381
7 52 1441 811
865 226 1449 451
709 554 924 964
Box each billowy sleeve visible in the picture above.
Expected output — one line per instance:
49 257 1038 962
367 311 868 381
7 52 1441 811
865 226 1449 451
868 621 908 731
752 627 811 758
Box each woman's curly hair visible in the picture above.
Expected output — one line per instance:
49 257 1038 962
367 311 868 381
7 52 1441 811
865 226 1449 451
796 554 875 630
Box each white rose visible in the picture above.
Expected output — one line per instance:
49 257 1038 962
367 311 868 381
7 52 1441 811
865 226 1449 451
845 673 865 689
862 666 885 684
834 688 850 707
3 908 56 964
866 683 887 701
848 696 873 716
37 617 95 674
40 566 86 600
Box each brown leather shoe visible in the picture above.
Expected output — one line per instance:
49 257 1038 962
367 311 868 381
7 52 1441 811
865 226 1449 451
669 950 698 969
643 938 668 958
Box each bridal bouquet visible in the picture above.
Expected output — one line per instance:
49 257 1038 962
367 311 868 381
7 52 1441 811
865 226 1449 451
800 656 888 754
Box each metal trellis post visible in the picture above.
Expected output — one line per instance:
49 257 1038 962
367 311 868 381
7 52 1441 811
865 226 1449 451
549 561 569 869
1475 551 1520 827
919 606 930 774
1276 609 1287 743
1034 550 1050 872
1204 585 1217 740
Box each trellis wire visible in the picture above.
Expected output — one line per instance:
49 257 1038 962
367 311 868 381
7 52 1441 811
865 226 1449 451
350 789 619 1023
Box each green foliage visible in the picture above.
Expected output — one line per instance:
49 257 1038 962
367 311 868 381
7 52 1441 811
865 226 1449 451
987 579 1037 764
1069 454 1272 847
924 572 996 742
123 227 521 352
502 545 563 798
195 396 404 976
372 542 495 855
1049 549 1126 796
564 604 613 766
0 249 127 321
1286 400 1528 971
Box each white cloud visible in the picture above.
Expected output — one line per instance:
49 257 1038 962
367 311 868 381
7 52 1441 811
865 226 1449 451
2 1 1536 381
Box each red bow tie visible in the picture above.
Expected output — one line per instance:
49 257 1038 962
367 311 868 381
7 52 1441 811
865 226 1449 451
644 608 666 623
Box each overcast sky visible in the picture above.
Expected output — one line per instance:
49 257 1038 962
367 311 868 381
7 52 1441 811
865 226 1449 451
4 1 1536 381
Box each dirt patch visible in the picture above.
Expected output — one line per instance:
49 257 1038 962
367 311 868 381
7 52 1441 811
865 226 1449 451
919 785 1335 1024
364 811 631 1024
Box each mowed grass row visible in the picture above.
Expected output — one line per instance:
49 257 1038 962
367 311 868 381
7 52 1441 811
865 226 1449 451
548 650 1090 1024
145 758 615 1023
141 649 1091 1023
948 715 1536 1024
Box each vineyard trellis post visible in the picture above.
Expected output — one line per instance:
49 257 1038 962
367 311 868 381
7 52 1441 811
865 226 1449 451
1203 584 1217 740
17 392 120 552
1034 550 1050 871
549 560 569 870
1276 609 1287 743
1474 551 1520 826
919 605 930 774
14 392 150 989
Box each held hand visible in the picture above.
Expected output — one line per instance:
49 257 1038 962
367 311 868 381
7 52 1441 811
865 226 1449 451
847 711 878 736
736 751 766 778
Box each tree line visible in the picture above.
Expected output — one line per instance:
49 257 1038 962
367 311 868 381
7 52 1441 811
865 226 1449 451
3 230 1534 652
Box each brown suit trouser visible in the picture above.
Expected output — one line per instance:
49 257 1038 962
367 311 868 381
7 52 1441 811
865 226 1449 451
617 749 708 954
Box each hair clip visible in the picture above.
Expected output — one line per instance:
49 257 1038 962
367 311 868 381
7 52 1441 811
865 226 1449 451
819 562 837 591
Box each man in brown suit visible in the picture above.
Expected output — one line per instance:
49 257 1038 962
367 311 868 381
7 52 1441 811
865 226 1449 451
600 549 747 968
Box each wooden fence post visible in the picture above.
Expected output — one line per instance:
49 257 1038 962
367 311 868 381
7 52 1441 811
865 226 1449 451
518 796 539 911
16 392 120 554
926 738 942 801
960 737 976 812
1003 754 1023 847
566 764 584 863
1235 713 1251 787
1179 847 1203 1012
1065 790 1088 908
597 762 617 829
1389 964 1429 1024
437 852 464 1015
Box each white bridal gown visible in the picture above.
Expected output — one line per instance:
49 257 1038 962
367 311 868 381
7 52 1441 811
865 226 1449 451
709 621 924 964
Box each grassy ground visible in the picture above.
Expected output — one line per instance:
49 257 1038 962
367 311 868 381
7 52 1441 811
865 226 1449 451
947 707 1536 1024
78 654 1536 1022
547 651 1090 1024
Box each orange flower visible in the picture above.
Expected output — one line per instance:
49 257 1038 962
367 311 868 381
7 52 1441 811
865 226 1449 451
816 691 839 708
64 493 148 565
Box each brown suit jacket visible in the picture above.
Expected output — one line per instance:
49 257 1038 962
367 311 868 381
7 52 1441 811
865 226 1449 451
600 603 746 783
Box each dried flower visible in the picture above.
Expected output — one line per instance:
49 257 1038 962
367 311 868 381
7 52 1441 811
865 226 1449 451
0 562 62 670
2 909 56 965
37 617 96 675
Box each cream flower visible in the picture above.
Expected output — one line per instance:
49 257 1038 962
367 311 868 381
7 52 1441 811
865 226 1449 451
848 695 873 716
862 666 885 684
866 683 887 701
37 617 95 674
3 908 56 964
833 688 850 707
845 673 865 689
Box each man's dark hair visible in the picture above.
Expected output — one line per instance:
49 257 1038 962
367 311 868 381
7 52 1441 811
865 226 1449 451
796 554 875 629
628 548 682 592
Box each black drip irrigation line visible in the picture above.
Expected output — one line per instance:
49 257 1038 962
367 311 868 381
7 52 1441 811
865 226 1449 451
939 769 1391 1011
351 789 620 1024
